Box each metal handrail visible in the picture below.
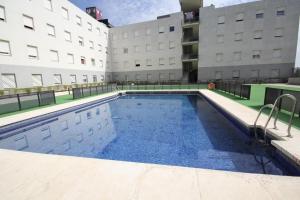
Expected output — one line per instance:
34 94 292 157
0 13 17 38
263 94 297 138
253 104 276 141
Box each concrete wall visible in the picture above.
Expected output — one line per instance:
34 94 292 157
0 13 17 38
198 0 300 81
0 0 110 89
109 13 183 82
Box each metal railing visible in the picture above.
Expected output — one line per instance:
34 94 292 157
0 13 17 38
0 91 56 115
263 94 297 138
215 81 251 99
72 84 118 100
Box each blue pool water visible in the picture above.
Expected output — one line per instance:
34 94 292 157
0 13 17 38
0 94 290 175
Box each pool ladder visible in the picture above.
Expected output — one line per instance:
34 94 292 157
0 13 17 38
252 94 297 173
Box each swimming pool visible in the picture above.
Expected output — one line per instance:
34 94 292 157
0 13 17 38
0 94 292 175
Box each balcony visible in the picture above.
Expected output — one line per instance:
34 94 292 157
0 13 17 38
183 11 199 25
182 37 199 45
182 54 198 62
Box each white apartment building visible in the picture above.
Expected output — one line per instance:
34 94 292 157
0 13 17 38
0 0 300 89
0 0 110 89
110 13 183 82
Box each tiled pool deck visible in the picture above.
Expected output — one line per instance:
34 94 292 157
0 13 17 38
0 89 300 199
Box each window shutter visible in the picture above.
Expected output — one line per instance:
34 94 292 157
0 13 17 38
0 40 10 54
23 15 34 28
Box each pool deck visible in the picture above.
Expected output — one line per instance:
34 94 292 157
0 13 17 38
0 89 300 199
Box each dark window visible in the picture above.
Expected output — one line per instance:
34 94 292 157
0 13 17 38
170 26 175 32
256 13 264 19
277 10 285 16
135 64 140 67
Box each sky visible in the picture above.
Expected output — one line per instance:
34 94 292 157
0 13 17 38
70 0 258 26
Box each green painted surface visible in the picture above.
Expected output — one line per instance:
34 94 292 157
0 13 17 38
214 84 300 129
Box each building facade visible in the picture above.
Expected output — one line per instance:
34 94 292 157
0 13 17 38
109 13 183 83
0 0 300 89
0 0 110 89
198 0 300 81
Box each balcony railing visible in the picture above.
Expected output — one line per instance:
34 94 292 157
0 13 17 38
183 11 199 24
182 37 199 43
182 54 198 60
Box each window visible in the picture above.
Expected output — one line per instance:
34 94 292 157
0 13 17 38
98 60 103 68
1 73 17 88
98 44 102 52
64 31 71 42
112 34 117 40
146 28 151 35
276 8 285 16
159 26 164 34
218 16 225 24
93 75 97 83
169 41 175 49
70 75 77 84
170 26 175 32
146 44 151 52
216 53 223 62
96 27 101 35
78 36 84 46
80 56 86 65
135 60 141 67
146 59 152 66
32 74 43 86
159 58 165 65
123 61 129 68
169 73 175 81
252 50 261 59
0 40 11 55
169 57 175 65
54 74 62 85
123 48 128 54
27 45 38 59
274 28 283 38
50 50 59 62
235 32 243 41
62 7 69 20
105 47 108 54
89 41 94 49
0 6 6 21
234 51 242 61
251 70 259 78
232 70 240 78
215 71 222 80
100 75 104 81
91 58 96 66
254 30 263 39
135 74 141 81
87 22 92 31
23 15 34 30
67 53 74 64
271 69 280 78
159 73 165 80
159 42 164 50
46 24 55 37
273 49 282 58
76 15 82 26
134 30 139 37
134 45 140 53
123 32 128 39
104 32 108 39
236 13 244 22
217 35 224 43
44 0 52 11
256 10 264 19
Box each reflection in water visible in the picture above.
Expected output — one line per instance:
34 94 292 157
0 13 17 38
0 94 290 175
